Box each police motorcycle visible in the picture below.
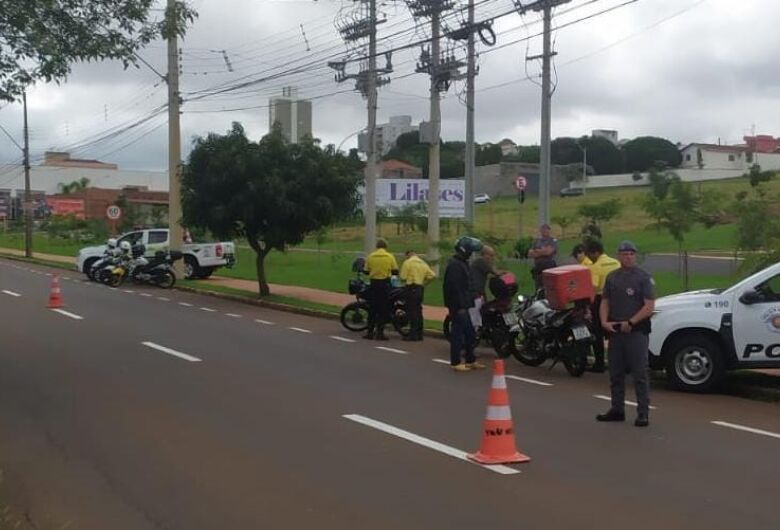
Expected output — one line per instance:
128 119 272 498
508 290 593 377
87 238 121 281
340 257 412 337
127 244 181 289
97 240 133 287
442 272 521 358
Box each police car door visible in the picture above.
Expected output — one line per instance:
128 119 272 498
732 272 780 363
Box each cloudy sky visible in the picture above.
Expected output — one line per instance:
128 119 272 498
0 0 778 172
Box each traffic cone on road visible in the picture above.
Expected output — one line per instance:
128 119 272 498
47 275 64 309
468 359 530 465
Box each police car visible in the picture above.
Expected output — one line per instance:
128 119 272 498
649 262 780 392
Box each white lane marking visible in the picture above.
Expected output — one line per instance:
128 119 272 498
506 375 553 387
123 289 135 294
178 302 193 307
343 414 521 476
2 290 21 297
593 394 657 410
141 341 202 363
712 421 780 441
157 297 170 302
289 327 311 333
330 336 356 343
200 307 217 312
255 319 275 325
225 313 242 318
51 309 84 320
63 277 71 281
140 293 153 297
45 273 52 277
376 346 408 355
432 359 450 365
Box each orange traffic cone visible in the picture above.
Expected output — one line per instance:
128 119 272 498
468 359 530 465
47 275 64 309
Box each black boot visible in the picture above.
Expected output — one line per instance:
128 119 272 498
588 361 606 373
596 410 625 422
375 325 388 341
634 413 649 427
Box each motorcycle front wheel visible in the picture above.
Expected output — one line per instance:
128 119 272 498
108 272 124 288
490 327 512 359
156 271 176 289
509 331 546 366
562 344 589 377
340 301 370 332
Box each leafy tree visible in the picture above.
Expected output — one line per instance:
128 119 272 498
551 215 577 239
551 137 583 166
57 177 90 195
476 143 502 166
577 198 623 226
622 136 682 172
395 131 420 151
0 1 197 101
745 164 776 188
182 123 361 296
504 145 540 164
579 136 624 175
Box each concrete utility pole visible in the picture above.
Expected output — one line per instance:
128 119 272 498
524 0 571 226
22 90 32 258
364 0 379 257
427 7 442 269
166 0 183 273
464 0 476 229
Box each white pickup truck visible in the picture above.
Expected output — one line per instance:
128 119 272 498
649 262 780 392
76 228 236 280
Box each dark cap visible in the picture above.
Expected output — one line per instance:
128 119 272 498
617 240 638 252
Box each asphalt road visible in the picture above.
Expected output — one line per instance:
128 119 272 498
0 258 778 530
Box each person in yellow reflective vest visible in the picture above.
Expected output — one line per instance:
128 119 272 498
399 250 436 341
585 238 621 372
364 239 399 341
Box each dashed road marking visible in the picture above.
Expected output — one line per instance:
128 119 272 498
376 346 408 355
140 293 153 297
255 319 274 325
289 327 311 333
123 289 135 293
200 307 217 312
141 341 202 363
51 309 84 320
432 359 450 365
178 302 193 307
157 297 170 302
2 290 21 297
711 421 780 440
330 336 356 343
343 414 521 475
593 394 656 410
506 375 553 387
225 313 242 318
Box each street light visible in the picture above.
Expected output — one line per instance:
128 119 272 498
337 128 365 153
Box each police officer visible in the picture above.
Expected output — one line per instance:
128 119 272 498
364 239 399 341
399 249 436 341
528 224 558 290
596 241 656 427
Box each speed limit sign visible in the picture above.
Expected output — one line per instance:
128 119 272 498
106 205 122 220
514 176 527 191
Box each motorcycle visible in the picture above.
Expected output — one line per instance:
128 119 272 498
340 258 411 337
129 245 181 289
509 291 593 377
98 254 131 287
442 272 520 358
88 247 121 281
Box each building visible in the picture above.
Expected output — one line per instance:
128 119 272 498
680 142 780 172
47 186 169 221
358 115 419 156
592 129 619 145
378 159 423 179
497 138 518 156
268 87 313 144
743 135 780 154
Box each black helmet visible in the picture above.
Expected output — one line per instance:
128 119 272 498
455 236 483 258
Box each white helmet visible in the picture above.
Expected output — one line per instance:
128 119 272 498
119 241 131 252
107 238 118 248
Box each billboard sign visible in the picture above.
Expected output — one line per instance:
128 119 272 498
47 197 85 219
374 179 465 219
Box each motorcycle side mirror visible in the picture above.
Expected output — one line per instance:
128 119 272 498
517 294 526 304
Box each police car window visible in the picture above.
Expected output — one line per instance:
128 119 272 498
148 231 167 244
118 232 142 245
757 275 780 301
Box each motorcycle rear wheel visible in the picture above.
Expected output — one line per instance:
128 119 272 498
392 308 412 338
563 344 589 377
509 331 546 367
340 301 370 332
156 271 175 289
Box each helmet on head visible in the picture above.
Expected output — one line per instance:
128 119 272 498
454 236 483 258
119 241 131 252
107 238 118 248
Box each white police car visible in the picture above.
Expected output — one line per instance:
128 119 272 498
649 262 780 392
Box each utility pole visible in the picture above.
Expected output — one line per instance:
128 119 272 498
364 0 378 257
329 0 391 257
22 90 32 258
427 7 442 269
166 0 183 273
464 0 476 229
523 0 571 226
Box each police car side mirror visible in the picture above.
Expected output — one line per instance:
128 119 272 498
739 289 762 305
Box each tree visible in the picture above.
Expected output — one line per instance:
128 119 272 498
579 136 624 175
745 164 776 188
551 215 577 239
577 199 623 226
57 177 90 195
622 136 682 172
1 1 197 101
182 123 361 296
476 143 502 166
551 137 583 166
504 145 540 163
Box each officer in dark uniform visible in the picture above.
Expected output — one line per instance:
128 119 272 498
596 240 656 427
528 224 558 291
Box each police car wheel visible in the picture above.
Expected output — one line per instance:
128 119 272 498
666 334 725 393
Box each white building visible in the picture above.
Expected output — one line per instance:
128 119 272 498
679 143 780 171
592 129 619 145
269 87 313 144
497 138 519 156
358 115 418 156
